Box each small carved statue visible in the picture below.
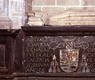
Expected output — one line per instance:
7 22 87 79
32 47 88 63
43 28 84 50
80 54 90 72
49 55 61 73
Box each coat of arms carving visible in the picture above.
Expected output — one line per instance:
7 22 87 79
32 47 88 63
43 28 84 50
59 41 79 72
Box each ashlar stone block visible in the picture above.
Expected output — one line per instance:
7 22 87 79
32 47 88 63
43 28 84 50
32 0 55 6
57 0 80 5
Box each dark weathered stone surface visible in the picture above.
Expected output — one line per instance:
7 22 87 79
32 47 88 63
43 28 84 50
1 26 95 79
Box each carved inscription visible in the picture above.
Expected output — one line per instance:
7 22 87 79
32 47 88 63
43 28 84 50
24 37 54 73
24 36 95 73
86 42 95 72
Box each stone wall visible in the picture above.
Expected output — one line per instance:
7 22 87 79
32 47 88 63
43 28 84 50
0 0 95 29
32 0 95 16
0 0 25 29
8 0 25 29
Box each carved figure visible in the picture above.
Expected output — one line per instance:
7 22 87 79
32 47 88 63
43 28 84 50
49 55 61 72
80 55 90 72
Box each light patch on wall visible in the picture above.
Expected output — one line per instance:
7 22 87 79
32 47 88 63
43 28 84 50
9 0 26 29
0 0 4 10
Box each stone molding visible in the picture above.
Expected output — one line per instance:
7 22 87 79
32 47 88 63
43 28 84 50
0 16 11 29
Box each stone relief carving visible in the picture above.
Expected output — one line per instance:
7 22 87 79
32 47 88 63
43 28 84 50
24 36 95 73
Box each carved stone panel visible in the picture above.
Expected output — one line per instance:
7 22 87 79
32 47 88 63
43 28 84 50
23 36 95 73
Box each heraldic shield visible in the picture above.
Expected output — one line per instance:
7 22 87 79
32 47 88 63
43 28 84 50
60 49 79 72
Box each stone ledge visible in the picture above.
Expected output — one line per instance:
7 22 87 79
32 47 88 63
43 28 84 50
0 16 12 29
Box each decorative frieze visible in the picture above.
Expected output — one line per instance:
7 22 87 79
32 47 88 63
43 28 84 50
24 35 95 73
